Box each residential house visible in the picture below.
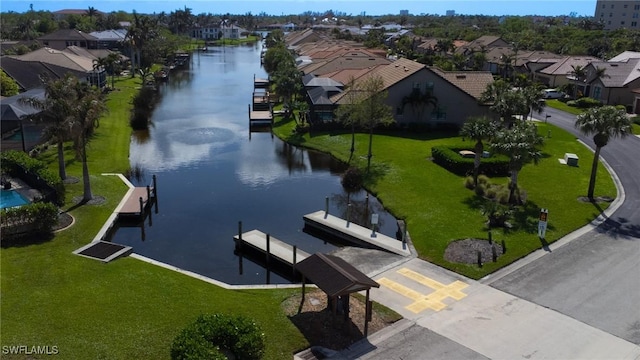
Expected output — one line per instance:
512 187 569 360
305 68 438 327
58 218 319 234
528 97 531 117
38 29 99 50
594 0 640 30
331 58 495 127
192 23 249 40
0 56 84 91
584 57 640 110
299 51 391 76
89 29 127 50
535 56 599 88
455 35 509 56
5 47 106 88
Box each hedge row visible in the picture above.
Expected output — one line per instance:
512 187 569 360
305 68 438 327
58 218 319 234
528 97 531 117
431 146 510 177
1 202 59 236
171 313 265 360
1 150 64 205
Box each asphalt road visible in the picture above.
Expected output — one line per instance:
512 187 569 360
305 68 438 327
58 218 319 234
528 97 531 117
491 105 640 344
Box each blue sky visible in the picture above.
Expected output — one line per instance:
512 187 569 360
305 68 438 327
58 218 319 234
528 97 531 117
1 0 598 17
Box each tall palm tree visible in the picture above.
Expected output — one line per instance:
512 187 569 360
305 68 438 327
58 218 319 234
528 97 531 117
71 80 107 202
19 75 78 180
460 116 499 187
575 106 631 200
491 121 544 204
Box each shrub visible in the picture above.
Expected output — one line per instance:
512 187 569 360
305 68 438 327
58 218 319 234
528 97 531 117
1 150 64 205
431 146 510 177
480 201 513 228
575 97 602 109
615 104 627 112
464 176 475 189
474 183 486 197
341 166 364 192
1 202 58 236
171 313 265 360
485 185 498 200
477 174 490 185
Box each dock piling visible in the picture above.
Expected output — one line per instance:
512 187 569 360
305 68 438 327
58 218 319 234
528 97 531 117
237 221 243 251
266 233 271 265
292 245 297 276
346 203 351 227
138 197 144 218
325 197 329 218
152 175 159 213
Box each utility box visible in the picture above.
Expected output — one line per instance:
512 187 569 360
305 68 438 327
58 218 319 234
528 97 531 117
564 153 579 166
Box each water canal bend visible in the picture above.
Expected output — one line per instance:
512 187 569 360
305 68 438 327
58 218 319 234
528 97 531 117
109 43 398 285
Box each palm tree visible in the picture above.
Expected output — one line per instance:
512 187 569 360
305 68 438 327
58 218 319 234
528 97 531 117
71 80 107 202
490 121 544 204
570 64 587 99
575 106 632 200
460 116 499 187
19 74 78 180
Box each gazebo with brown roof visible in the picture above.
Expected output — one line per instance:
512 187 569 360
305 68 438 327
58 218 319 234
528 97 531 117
296 253 379 336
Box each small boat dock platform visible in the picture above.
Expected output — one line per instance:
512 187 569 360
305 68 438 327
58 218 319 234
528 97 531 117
254 74 270 89
303 210 411 257
248 104 273 125
118 176 158 219
234 229 310 268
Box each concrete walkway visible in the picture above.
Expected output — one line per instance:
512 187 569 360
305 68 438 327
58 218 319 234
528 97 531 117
333 258 640 360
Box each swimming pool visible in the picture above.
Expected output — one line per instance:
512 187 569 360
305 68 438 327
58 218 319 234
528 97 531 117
0 189 30 209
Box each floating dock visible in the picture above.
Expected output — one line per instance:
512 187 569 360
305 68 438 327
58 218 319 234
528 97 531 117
303 210 411 257
234 229 310 267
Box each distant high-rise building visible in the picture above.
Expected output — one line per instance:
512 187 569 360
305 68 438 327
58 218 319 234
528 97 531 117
595 0 640 30
446 10 456 16
400 10 409 16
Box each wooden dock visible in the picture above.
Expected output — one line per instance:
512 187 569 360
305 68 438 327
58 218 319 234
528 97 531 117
234 229 310 267
254 74 269 89
248 104 273 124
119 186 156 218
303 210 411 257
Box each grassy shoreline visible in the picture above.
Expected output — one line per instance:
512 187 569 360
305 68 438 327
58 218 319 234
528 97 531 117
0 76 308 359
272 116 615 278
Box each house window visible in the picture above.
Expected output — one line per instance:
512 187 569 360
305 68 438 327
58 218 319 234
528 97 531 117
610 12 613 17
633 21 638 26
611 4 614 8
634 12 639 18
593 86 602 100
625 4 629 8
636 4 640 10
622 21 626 25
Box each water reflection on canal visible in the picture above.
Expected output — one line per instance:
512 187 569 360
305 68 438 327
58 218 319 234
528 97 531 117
110 42 398 285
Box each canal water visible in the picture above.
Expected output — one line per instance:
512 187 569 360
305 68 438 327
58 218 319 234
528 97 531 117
110 42 398 285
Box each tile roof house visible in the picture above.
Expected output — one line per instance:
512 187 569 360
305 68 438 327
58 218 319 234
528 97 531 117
331 58 495 127
536 56 599 88
584 58 640 110
6 47 106 88
299 52 391 76
38 29 99 50
455 35 509 55
0 57 84 91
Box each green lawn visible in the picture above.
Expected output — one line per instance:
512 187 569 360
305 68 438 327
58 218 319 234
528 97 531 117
543 99 585 115
274 118 615 278
0 76 308 359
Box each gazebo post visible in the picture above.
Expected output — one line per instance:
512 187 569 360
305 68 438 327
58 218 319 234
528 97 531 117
364 288 371 337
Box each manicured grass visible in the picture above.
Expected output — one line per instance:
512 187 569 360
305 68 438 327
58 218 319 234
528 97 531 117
544 99 585 115
1 77 309 359
273 118 615 278
211 36 261 45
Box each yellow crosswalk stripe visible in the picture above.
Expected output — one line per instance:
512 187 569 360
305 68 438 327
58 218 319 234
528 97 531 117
378 268 469 313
